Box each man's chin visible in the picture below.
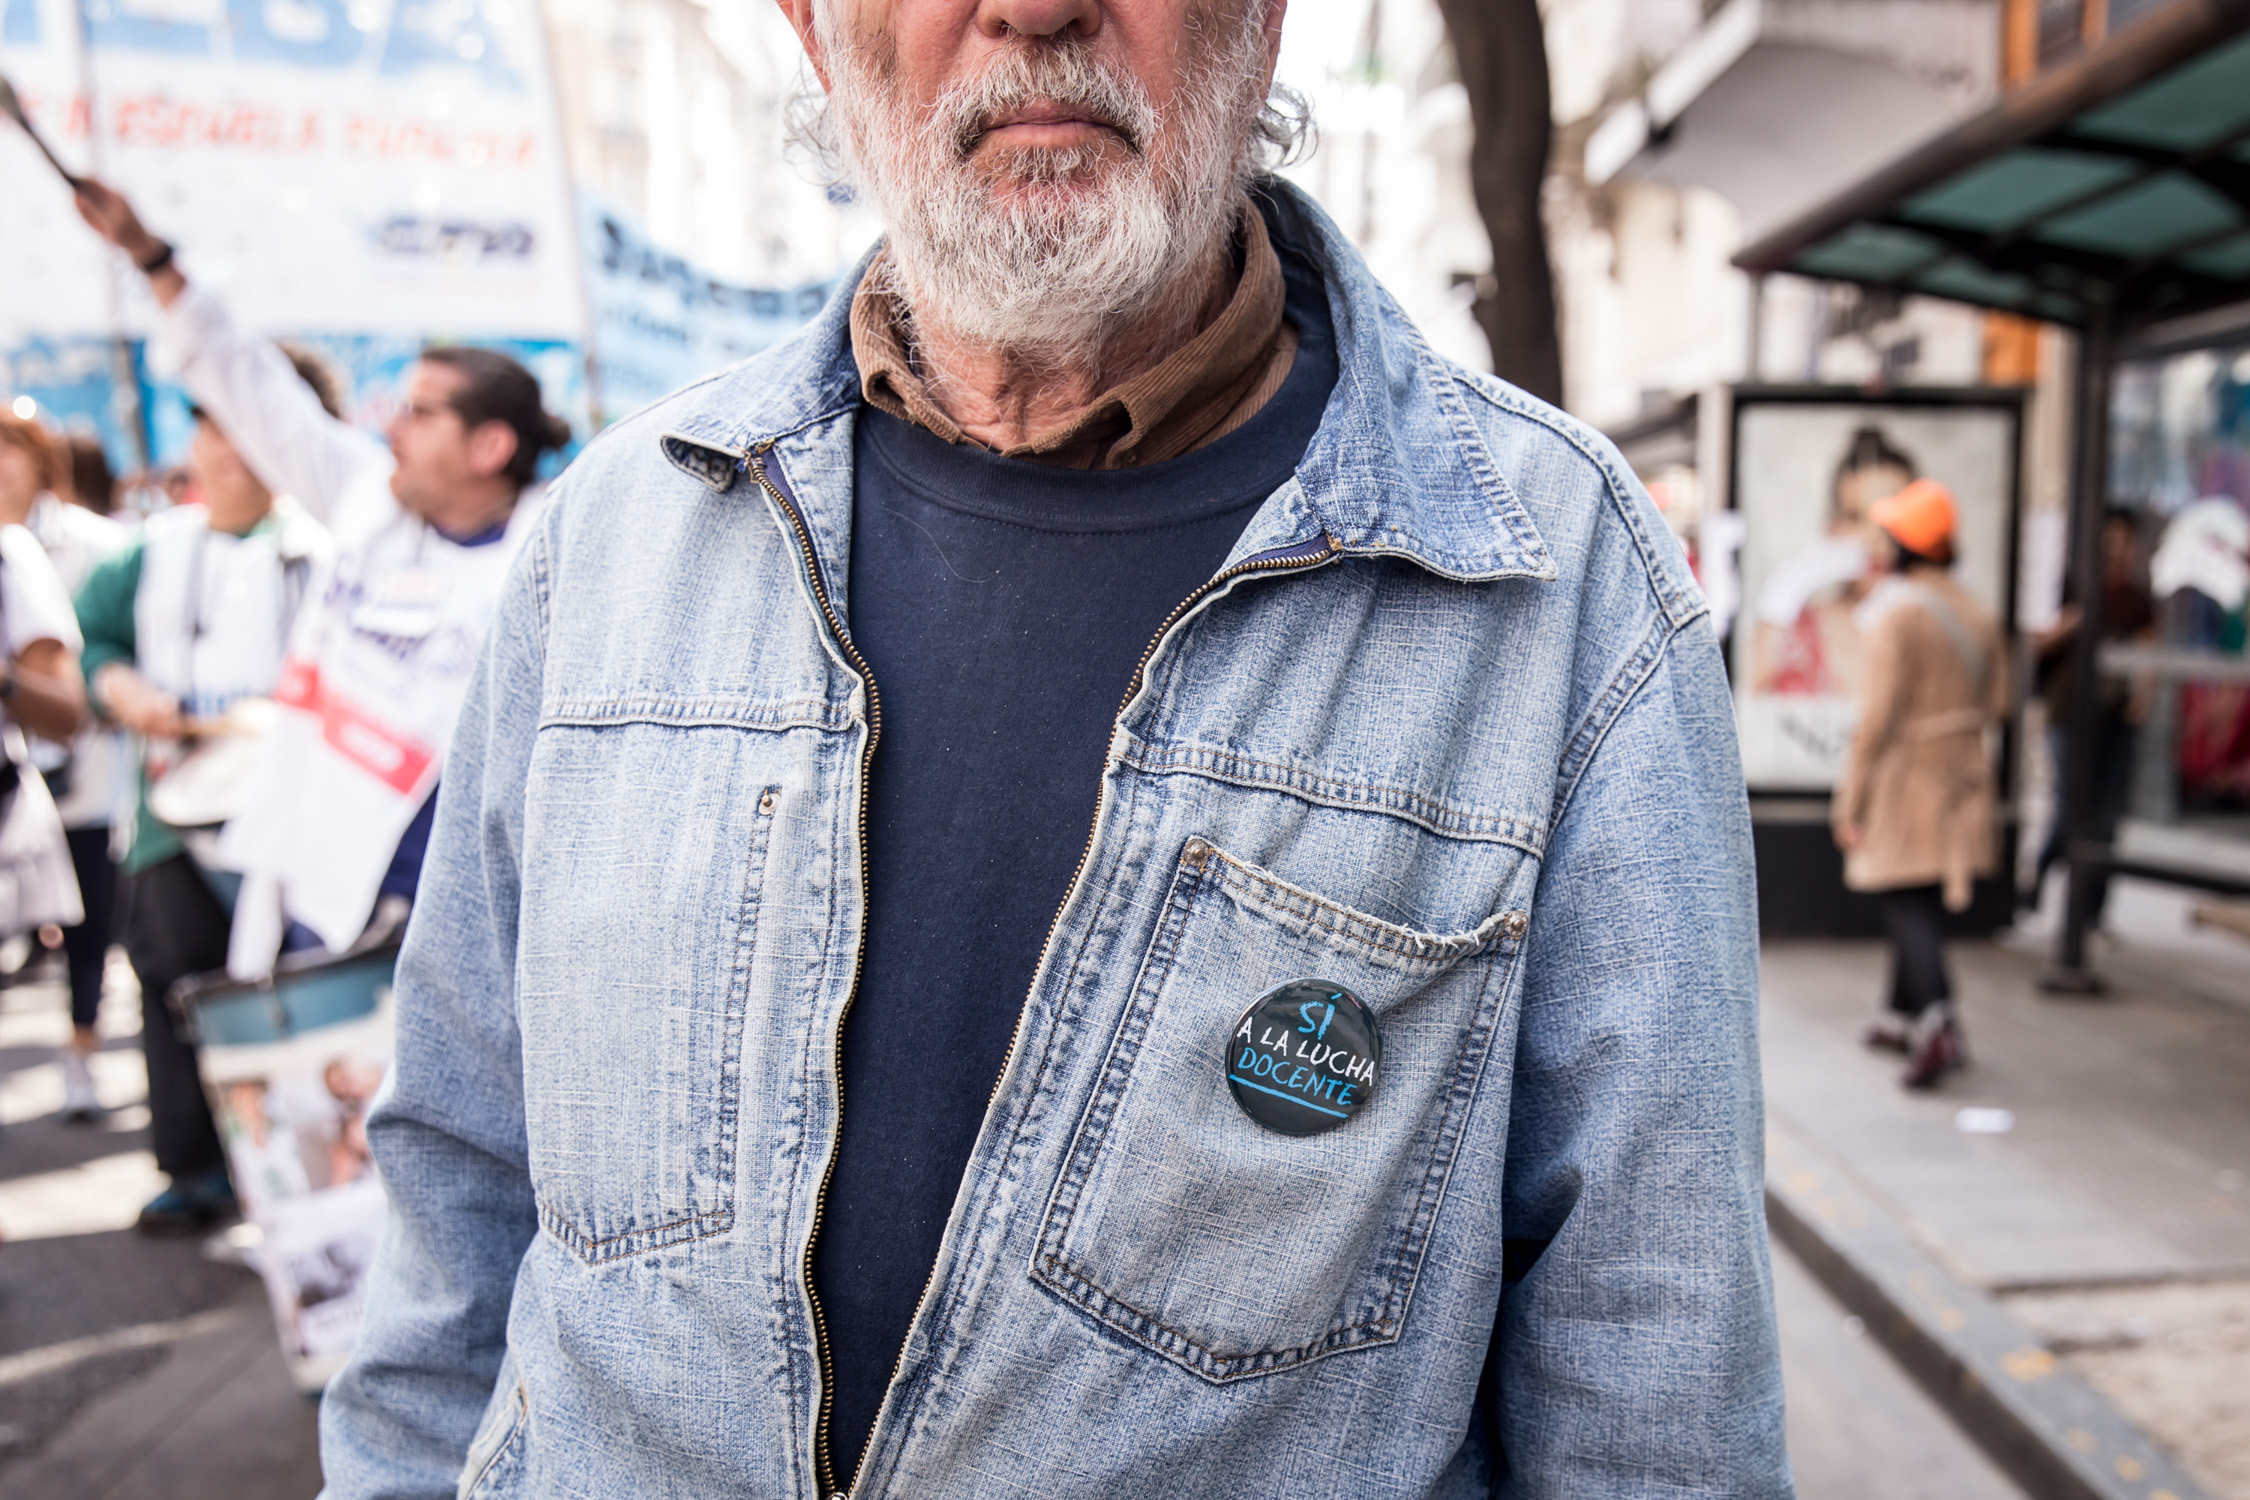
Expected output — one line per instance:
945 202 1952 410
973 138 1133 195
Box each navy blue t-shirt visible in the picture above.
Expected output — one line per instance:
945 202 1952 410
816 252 1338 1480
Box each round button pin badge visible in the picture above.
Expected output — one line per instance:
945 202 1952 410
1226 978 1381 1137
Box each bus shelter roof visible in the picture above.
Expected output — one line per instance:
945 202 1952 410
1735 0 2250 331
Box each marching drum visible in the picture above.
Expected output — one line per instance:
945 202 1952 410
147 696 279 835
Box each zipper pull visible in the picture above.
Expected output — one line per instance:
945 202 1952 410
739 438 774 475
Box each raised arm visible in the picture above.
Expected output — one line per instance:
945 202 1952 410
1489 624 1789 1496
74 179 387 524
316 512 553 1500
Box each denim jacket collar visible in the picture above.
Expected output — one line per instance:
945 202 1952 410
659 178 1554 587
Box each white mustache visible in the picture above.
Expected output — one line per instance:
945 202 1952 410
931 45 1156 162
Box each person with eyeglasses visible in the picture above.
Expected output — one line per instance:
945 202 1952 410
72 178 570 1000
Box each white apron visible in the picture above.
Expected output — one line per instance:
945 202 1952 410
220 488 544 966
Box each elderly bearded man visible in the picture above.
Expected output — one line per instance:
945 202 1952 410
320 0 1790 1494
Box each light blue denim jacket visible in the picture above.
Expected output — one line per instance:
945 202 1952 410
320 182 1789 1500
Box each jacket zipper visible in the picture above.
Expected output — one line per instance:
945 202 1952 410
742 442 877 1500
746 438 1336 1495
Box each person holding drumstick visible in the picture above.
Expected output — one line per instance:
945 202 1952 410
72 381 332 1232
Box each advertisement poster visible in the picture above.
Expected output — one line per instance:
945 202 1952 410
1731 395 2017 790
199 988 394 1391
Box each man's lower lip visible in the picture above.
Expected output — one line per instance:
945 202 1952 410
977 120 1118 144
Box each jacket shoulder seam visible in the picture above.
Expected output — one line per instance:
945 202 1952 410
526 499 559 649
1549 614 1700 837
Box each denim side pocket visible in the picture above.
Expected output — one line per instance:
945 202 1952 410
519 722 781 1264
457 1359 528 1500
1033 836 1522 1382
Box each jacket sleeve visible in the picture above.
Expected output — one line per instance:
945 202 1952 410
317 515 551 1500
150 285 390 525
1490 622 1790 1498
74 540 143 688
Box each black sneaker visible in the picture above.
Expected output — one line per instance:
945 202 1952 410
136 1169 239 1236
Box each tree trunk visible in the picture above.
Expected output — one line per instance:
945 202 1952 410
1431 0 1564 407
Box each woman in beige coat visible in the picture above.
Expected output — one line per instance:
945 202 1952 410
1833 479 2007 1088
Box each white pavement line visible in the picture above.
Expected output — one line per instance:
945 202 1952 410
0 1307 243 1389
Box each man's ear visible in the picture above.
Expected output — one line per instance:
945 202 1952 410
468 420 520 482
774 0 832 90
1260 0 1288 78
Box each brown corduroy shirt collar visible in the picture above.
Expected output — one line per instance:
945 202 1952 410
850 198 1297 471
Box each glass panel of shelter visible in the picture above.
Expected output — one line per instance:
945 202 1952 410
2078 346 2250 884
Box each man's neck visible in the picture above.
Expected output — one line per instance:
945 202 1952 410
907 242 1235 452
205 497 274 536
416 483 518 542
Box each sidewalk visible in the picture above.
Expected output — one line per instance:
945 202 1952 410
1759 875 2250 1500
0 961 322 1499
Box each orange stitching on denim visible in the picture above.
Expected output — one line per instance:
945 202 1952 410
1120 740 1545 851
1035 1252 1399 1380
1199 843 1499 967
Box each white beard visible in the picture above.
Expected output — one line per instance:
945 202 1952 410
817 8 1271 362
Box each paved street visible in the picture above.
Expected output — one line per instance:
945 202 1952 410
5 900 2241 1496
1762 874 2250 1498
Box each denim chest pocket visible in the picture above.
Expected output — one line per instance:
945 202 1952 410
1034 835 1523 1381
517 722 781 1264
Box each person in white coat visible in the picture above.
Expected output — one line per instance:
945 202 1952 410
74 179 570 983
0 412 127 1119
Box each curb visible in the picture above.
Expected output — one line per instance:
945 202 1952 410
1766 1119 2213 1500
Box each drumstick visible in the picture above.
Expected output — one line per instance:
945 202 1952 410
0 74 80 187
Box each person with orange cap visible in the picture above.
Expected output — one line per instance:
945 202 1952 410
1833 477 2008 1088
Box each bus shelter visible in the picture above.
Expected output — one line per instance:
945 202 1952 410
1736 0 2250 985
